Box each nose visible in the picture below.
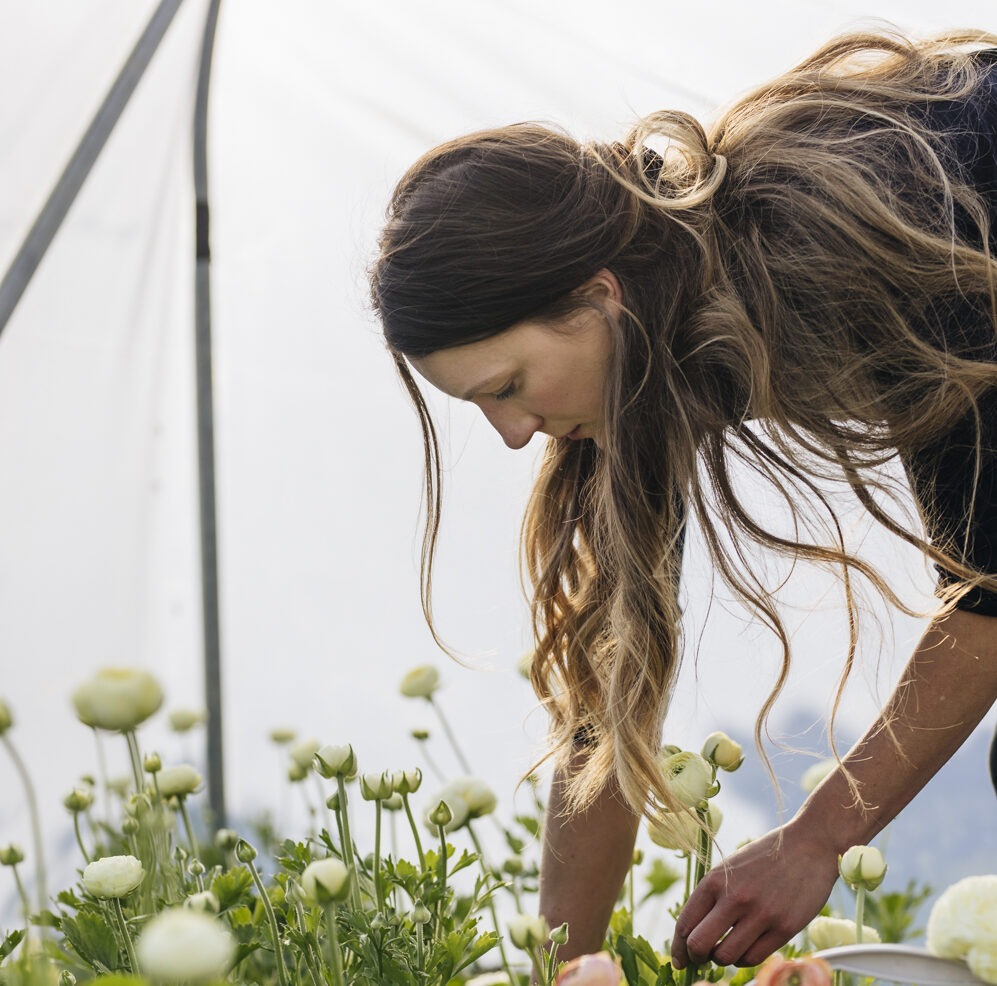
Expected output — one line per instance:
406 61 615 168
480 404 543 450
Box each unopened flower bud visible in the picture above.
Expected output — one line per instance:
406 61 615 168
126 793 153 818
383 793 403 811
215 828 239 851
360 772 393 801
288 761 308 782
326 791 341 811
59 971 76 986
188 858 206 877
64 785 95 814
411 902 431 925
289 738 321 771
313 744 356 779
632 848 645 866
300 858 350 905
144 753 162 774
184 890 220 913
550 922 569 946
410 728 430 741
507 913 549 950
659 751 713 807
503 856 525 875
269 727 296 744
121 817 140 836
235 839 258 863
0 844 24 866
399 665 440 699
392 768 423 795
0 699 12 735
168 708 206 733
428 800 453 828
839 845 887 891
701 731 744 772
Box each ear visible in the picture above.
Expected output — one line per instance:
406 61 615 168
576 268 622 306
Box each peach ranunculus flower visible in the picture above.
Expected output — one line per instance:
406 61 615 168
755 953 832 986
554 951 622 985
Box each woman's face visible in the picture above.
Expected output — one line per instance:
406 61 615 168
410 271 619 450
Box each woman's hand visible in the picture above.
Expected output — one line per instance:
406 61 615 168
670 820 839 968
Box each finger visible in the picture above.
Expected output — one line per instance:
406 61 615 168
740 930 796 969
682 907 740 967
710 917 769 968
671 884 719 969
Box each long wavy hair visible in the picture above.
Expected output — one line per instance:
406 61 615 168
370 29 997 820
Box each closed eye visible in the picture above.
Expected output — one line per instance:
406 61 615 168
493 382 516 401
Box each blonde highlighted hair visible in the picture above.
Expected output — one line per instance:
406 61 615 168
371 29 997 820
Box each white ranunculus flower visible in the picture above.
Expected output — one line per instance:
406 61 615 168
968 946 997 985
136 908 235 983
801 759 836 793
507 913 549 950
808 915 881 949
927 874 997 962
289 738 321 771
157 765 203 798
659 751 713 807
82 855 145 898
72 668 163 732
839 844 887 891
399 665 440 699
647 804 722 854
300 857 351 905
424 793 469 832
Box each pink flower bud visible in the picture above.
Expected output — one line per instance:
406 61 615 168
555 951 621 985
755 954 832 986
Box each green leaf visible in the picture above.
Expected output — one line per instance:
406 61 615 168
32 910 62 930
514 814 541 838
503 830 526 855
616 936 640 986
629 935 662 972
61 911 122 971
453 932 499 975
210 866 254 911
655 962 676 986
91 976 146 986
641 858 681 902
229 941 261 971
0 930 24 964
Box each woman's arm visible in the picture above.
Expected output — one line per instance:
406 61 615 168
671 606 997 969
538 749 641 961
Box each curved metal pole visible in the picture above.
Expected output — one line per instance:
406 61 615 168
0 0 185 335
193 0 226 828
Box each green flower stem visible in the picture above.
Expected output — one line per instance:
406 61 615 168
10 864 30 925
72 813 91 863
692 806 710 891
414 736 446 783
428 696 473 774
176 797 201 860
401 793 426 871
324 903 347 986
123 730 144 792
373 800 385 912
436 824 449 936
855 885 866 944
2 734 47 912
335 775 361 909
416 921 425 970
312 774 332 833
683 852 692 905
93 728 111 826
333 798 346 854
529 945 548 986
292 898 322 986
112 897 140 974
467 823 515 985
245 856 289 986
628 860 636 919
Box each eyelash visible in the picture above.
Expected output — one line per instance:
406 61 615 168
493 383 516 401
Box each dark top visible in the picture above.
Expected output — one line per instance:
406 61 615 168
898 50 997 614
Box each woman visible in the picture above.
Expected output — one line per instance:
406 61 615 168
371 31 997 968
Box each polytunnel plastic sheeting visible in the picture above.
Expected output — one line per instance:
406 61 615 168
0 0 210 897
1 0 997 926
